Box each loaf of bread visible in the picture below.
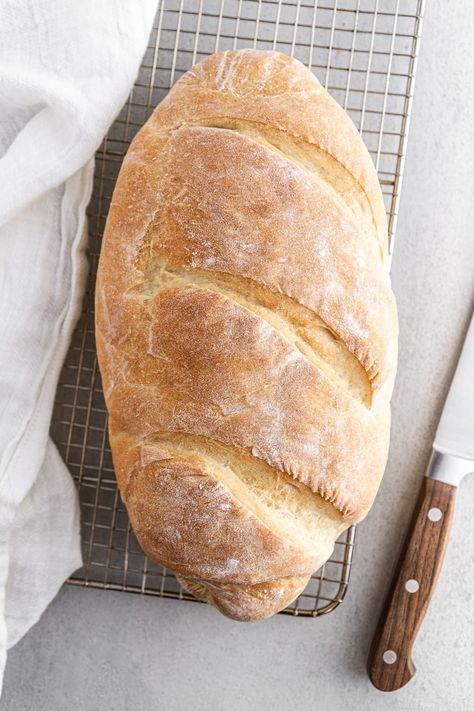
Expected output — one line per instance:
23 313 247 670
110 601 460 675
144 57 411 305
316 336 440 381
95 49 398 621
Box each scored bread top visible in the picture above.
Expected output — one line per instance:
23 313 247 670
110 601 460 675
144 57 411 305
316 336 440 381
96 50 397 605
150 49 388 257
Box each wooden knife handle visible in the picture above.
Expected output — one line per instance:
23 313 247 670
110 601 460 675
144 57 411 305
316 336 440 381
367 476 456 692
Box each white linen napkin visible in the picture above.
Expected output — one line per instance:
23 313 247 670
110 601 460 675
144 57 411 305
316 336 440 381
0 0 158 689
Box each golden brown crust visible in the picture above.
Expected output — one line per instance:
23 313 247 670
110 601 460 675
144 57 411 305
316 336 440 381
119 438 327 585
95 50 398 621
176 575 311 622
150 50 388 254
104 287 391 519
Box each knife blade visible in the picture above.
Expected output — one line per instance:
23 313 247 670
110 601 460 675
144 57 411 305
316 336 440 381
433 312 474 461
368 311 474 692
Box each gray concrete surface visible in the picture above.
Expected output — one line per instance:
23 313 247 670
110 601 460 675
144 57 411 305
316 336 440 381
2 2 474 710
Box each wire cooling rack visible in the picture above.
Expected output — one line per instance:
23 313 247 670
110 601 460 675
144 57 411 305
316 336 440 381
50 0 425 617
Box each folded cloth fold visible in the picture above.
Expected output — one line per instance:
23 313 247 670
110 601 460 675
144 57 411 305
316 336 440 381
0 0 158 691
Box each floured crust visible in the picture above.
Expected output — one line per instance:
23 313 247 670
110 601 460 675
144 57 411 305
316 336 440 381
104 287 391 519
149 50 388 254
95 50 398 620
175 575 311 622
118 437 334 585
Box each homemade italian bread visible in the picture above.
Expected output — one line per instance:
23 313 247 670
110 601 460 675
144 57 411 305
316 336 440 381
95 49 398 620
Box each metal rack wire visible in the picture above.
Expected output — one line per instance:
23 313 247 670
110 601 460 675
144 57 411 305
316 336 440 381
50 0 425 616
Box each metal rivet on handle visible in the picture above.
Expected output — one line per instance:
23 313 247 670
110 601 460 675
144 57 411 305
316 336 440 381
428 507 442 522
405 579 419 593
383 650 397 664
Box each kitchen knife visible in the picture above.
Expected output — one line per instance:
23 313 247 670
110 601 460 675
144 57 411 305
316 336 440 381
368 312 474 692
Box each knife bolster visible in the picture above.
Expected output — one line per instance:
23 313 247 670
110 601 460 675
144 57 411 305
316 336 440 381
426 449 474 487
